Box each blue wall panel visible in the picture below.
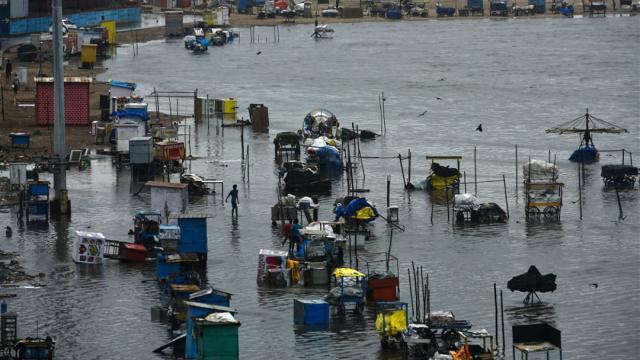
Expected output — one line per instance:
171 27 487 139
6 7 141 36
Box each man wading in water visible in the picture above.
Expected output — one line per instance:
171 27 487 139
226 184 239 218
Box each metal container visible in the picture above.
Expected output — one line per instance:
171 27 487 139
294 299 329 325
165 11 184 37
177 215 208 255
129 136 154 164
9 163 27 186
249 103 269 132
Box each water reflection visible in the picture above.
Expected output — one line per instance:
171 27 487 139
504 303 557 327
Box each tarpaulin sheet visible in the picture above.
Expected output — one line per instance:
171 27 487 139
335 198 379 221
332 267 365 278
376 309 407 337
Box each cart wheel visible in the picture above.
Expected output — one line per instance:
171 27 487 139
543 206 558 217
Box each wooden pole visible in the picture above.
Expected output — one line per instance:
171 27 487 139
500 289 505 356
247 144 250 184
515 144 518 196
168 96 172 121
503 174 509 218
578 161 583 220
379 94 383 134
382 92 386 134
386 175 390 208
474 146 478 195
398 154 407 188
386 229 392 272
408 149 412 185
494 283 499 351
408 268 414 320
206 94 210 135
241 122 245 161
463 171 467 193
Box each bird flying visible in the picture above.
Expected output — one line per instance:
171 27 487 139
476 124 483 132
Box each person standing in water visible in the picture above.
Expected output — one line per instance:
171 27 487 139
226 184 239 218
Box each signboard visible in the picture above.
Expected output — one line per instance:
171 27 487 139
73 231 106 264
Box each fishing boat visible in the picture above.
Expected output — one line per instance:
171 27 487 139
546 109 629 164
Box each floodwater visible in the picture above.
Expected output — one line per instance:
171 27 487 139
3 16 639 359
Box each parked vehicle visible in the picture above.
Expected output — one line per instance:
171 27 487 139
49 18 78 34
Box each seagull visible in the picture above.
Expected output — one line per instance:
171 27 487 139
256 51 262 55
590 283 598 288
418 110 428 117
476 124 483 132
435 97 442 100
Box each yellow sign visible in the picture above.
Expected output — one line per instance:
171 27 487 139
100 20 116 45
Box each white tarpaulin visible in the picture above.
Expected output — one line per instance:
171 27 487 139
523 159 559 182
453 193 481 211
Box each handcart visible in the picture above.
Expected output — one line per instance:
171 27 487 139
327 267 367 314
375 302 408 349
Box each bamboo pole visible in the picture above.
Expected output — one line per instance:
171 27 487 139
515 144 518 196
474 146 478 195
503 174 509 218
494 283 499 351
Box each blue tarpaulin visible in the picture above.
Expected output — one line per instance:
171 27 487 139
111 109 150 121
569 146 598 163
110 80 136 90
335 198 379 222
316 146 342 171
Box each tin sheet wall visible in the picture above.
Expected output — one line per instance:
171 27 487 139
36 82 90 126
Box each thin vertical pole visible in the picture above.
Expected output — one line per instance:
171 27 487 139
622 149 625 165
168 96 172 121
247 144 250 184
241 123 245 161
407 268 414 321
503 174 509 218
206 94 210 135
408 149 411 185
494 283 499 352
386 175 390 208
379 94 383 134
463 171 467 193
500 289 505 356
354 230 358 271
578 161 583 220
548 149 551 163
398 154 406 188
474 146 478 195
515 144 518 195
382 92 386 134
